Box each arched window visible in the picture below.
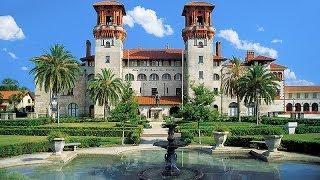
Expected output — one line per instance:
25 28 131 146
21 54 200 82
295 103 301 112
162 73 171 81
137 74 147 81
150 74 159 81
278 72 283 80
303 103 310 112
213 105 218 111
68 103 78 117
286 103 293 112
229 102 238 117
246 103 255 116
198 41 204 48
105 41 111 48
312 103 318 112
125 74 134 81
174 73 182 81
213 74 220 81
87 74 94 81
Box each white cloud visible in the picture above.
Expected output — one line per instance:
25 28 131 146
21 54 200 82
123 6 174 37
271 39 283 44
217 29 278 58
2 48 18 59
284 69 314 86
257 25 264 32
0 15 25 41
21 66 28 71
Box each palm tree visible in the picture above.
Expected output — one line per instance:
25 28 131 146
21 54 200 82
222 57 245 122
87 69 124 119
30 44 81 118
238 64 279 124
0 93 4 105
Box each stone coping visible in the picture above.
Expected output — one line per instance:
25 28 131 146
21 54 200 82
1 145 320 168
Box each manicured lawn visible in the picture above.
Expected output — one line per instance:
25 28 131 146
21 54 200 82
40 122 117 128
283 133 320 142
0 135 46 146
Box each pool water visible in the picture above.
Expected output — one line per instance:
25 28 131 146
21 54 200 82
4 150 320 180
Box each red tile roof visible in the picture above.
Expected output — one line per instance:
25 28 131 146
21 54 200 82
184 1 214 7
93 1 123 6
270 63 286 71
0 91 24 100
135 96 182 106
251 55 275 61
213 55 227 61
123 49 183 60
284 86 320 93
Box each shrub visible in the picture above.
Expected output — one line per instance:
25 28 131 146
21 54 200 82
67 136 101 148
0 118 53 127
281 138 320 155
261 117 320 126
47 131 68 142
296 125 320 134
213 125 229 132
59 117 105 123
126 132 140 144
0 141 49 158
181 130 194 144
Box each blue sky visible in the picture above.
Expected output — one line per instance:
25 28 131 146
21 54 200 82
0 0 319 90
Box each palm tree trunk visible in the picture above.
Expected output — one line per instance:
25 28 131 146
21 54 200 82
255 96 259 125
237 94 241 122
198 120 201 144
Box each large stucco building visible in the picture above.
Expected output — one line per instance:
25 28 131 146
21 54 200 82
35 1 316 120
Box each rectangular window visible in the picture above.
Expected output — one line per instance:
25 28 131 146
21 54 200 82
167 88 169 94
105 56 110 63
213 61 221 66
151 88 158 96
174 61 182 67
198 56 204 64
140 87 142 93
163 60 170 67
67 88 74 96
199 71 204 79
213 88 219 94
305 93 309 99
88 61 94 67
288 93 292 99
313 93 317 99
151 60 158 67
297 93 300 99
28 99 31 103
176 88 182 96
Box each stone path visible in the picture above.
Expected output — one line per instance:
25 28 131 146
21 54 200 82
140 121 168 144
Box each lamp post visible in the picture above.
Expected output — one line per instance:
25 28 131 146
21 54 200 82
51 95 60 125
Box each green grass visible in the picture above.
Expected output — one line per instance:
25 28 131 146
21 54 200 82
40 122 117 128
0 135 46 146
283 133 320 142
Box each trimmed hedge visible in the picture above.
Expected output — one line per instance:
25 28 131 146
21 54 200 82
0 118 54 127
0 141 49 158
59 117 106 123
66 136 122 147
296 125 320 134
0 127 142 137
179 125 286 136
262 117 320 126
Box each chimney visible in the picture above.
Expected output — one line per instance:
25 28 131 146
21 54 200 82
246 50 254 61
215 41 221 57
86 40 91 57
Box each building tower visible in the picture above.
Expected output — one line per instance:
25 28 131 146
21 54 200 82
182 2 215 96
93 1 126 118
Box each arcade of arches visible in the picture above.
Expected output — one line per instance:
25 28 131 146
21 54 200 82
286 103 319 113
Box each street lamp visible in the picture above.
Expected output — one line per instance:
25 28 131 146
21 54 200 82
51 95 60 125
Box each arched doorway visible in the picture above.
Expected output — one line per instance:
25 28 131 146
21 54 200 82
312 103 318 112
286 103 293 112
68 103 78 117
303 103 310 112
169 106 180 116
295 103 301 112
229 102 238 117
89 105 94 117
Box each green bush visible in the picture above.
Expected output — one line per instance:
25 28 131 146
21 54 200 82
296 125 320 134
47 131 68 142
0 141 49 158
59 117 106 123
0 127 141 137
228 116 256 123
126 132 140 144
225 136 263 147
181 130 194 144
0 118 53 127
261 117 320 126
213 125 229 132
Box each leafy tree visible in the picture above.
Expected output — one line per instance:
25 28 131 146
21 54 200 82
30 44 81 119
222 57 245 122
8 92 24 111
180 84 218 144
0 93 3 105
110 82 139 145
0 78 19 90
87 69 124 119
238 64 279 124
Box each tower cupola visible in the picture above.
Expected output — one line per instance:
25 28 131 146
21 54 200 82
93 0 126 41
182 2 215 42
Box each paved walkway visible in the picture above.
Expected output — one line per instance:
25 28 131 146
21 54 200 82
140 121 168 144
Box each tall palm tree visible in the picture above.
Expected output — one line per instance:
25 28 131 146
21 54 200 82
30 44 81 118
87 69 124 119
222 57 245 122
238 64 279 124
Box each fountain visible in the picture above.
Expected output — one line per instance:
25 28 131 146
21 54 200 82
138 121 204 179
